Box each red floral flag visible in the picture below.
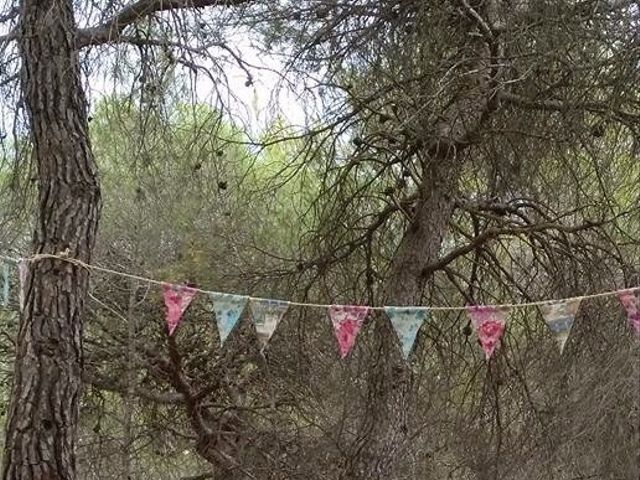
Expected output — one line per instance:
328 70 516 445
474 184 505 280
162 283 197 335
466 305 509 360
618 290 640 335
329 305 369 358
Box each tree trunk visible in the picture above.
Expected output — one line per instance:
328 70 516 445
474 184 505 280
1 0 101 477
341 158 458 480
384 161 458 306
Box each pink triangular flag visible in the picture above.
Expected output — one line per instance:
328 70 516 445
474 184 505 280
466 305 509 360
618 290 640 335
162 283 197 335
329 305 369 358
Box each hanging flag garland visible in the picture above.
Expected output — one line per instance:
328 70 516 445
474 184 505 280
209 292 248 345
0 254 638 358
162 283 197 335
618 290 640 335
250 298 289 350
539 299 581 353
329 305 369 358
384 307 428 359
467 305 509 360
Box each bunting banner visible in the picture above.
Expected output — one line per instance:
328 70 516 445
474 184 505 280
467 305 509 360
210 292 248 345
329 305 369 358
539 299 581 353
162 283 197 335
250 299 289 350
618 290 640 335
1 253 639 363
18 259 28 311
384 307 428 359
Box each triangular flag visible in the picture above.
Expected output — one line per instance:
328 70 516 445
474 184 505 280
329 305 369 358
384 307 428 359
249 298 289 350
18 259 28 311
162 283 197 335
209 292 248 344
466 305 509 360
539 299 581 353
618 290 640 335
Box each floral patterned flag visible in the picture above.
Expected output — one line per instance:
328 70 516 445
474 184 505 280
539 299 581 353
466 305 509 360
162 283 197 336
18 259 28 311
618 290 640 335
384 307 428 359
329 305 370 358
250 299 289 350
210 292 248 344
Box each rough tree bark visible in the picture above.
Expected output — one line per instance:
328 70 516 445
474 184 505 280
341 6 501 476
1 0 101 477
339 157 460 480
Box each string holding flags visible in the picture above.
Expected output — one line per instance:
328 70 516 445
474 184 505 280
162 283 197 335
329 305 369 358
384 307 428 359
250 298 289 351
0 254 638 355
467 305 509 360
618 290 640 335
210 292 248 345
539 299 582 353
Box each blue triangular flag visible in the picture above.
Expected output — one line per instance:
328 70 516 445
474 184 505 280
384 307 428 359
209 293 248 344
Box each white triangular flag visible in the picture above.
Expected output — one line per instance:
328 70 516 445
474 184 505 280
250 299 289 350
18 259 28 311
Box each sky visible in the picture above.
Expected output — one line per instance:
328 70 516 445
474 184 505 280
1 10 317 141
84 33 312 137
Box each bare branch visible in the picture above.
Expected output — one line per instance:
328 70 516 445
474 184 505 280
76 0 251 48
498 90 640 127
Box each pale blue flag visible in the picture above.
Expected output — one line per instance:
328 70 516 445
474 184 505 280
384 307 429 359
209 293 248 345
249 298 289 350
540 299 581 353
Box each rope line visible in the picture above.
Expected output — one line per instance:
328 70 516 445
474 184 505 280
0 253 637 311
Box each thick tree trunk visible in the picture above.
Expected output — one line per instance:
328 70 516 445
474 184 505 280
341 158 458 480
1 0 101 477
343 9 499 473
384 161 458 306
